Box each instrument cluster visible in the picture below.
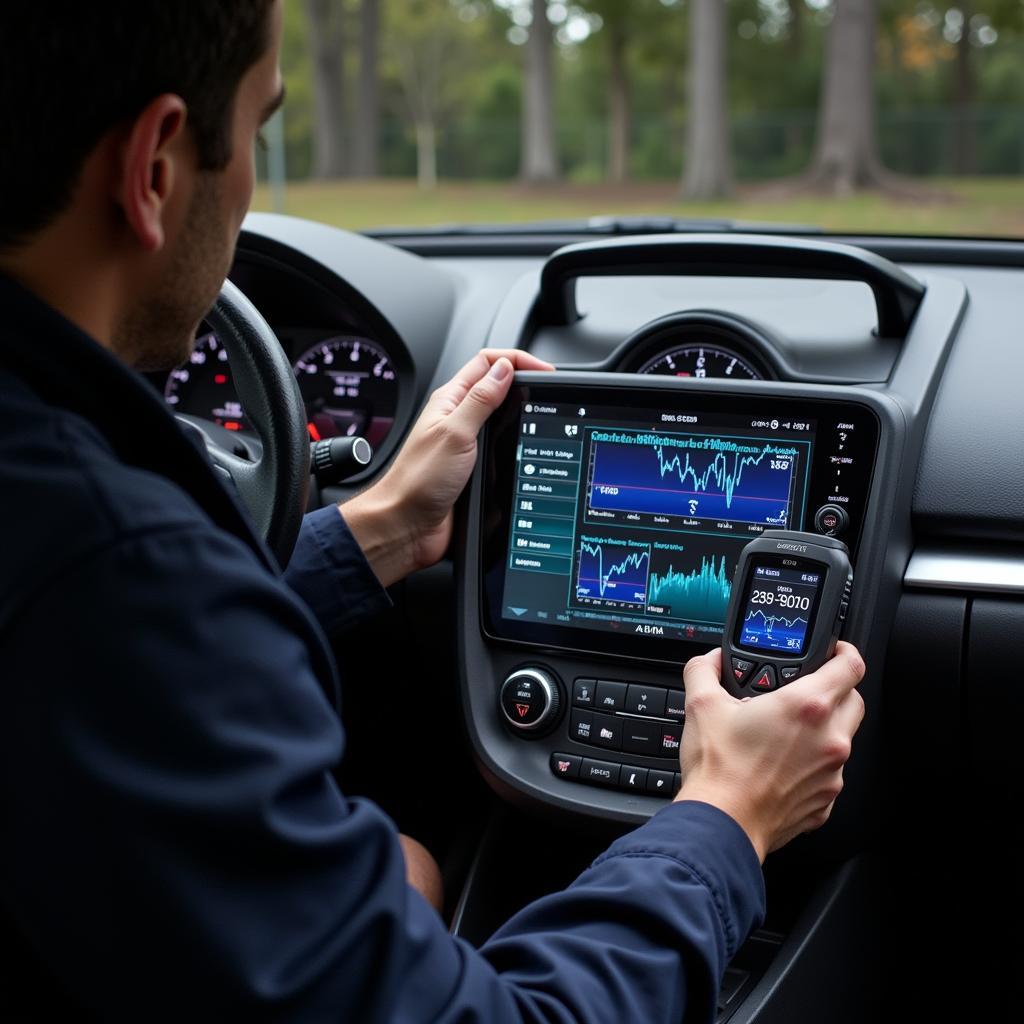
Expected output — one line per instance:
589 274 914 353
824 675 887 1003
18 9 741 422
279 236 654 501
163 327 399 450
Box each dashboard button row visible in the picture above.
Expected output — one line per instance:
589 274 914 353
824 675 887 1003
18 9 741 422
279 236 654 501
570 709 682 759
574 678 684 721
551 753 681 798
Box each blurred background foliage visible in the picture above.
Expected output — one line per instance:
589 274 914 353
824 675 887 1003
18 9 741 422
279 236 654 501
257 1 1024 233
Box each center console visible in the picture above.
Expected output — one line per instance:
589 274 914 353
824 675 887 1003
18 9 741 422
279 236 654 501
458 371 897 830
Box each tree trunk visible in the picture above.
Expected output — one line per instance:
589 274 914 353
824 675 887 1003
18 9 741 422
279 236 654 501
683 0 731 199
353 0 380 177
415 119 437 191
807 0 882 193
520 0 558 183
952 2 976 175
607 19 630 184
783 0 804 162
788 0 803 58
306 0 347 179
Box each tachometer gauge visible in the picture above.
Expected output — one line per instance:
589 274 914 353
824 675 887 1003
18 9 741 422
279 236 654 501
164 331 250 432
637 345 762 380
293 336 398 448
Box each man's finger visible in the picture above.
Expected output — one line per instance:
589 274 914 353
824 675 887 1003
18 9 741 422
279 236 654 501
428 352 493 414
833 685 866 734
429 350 554 417
682 648 729 705
479 348 555 372
444 356 516 439
783 641 865 702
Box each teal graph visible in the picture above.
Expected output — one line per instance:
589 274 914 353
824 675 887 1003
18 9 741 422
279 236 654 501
647 555 733 622
576 541 650 605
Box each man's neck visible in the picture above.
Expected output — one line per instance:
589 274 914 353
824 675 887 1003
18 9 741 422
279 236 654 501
0 219 123 352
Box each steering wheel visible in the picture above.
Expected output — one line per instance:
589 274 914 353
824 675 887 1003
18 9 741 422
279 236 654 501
187 279 310 566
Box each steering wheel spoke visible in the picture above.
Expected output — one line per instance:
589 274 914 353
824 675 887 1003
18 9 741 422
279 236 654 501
193 280 309 566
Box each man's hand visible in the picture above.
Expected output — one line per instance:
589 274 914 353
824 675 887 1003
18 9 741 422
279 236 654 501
340 349 554 587
675 643 866 863
399 834 444 914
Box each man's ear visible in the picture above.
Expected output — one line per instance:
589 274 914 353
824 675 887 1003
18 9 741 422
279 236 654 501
116 94 189 253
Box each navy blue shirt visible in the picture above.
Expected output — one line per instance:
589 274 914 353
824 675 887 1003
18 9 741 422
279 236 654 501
0 273 765 1022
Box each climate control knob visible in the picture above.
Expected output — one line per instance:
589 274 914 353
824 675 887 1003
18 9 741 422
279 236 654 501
500 668 562 733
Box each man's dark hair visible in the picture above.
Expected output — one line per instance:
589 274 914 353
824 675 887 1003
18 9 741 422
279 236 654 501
0 2 274 250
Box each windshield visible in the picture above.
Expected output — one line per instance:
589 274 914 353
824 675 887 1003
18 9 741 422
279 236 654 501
253 1 1024 238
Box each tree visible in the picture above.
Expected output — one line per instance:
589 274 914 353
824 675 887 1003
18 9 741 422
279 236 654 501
384 0 487 189
521 0 559 182
952 2 977 174
305 0 348 179
353 0 380 177
579 0 649 183
683 0 732 198
806 0 885 193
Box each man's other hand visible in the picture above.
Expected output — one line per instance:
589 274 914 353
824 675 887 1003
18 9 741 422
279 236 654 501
399 834 444 914
341 349 554 587
675 642 866 863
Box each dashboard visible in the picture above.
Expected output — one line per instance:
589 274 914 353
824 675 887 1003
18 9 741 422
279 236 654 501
155 300 787 463
210 219 974 836
150 212 1017 1021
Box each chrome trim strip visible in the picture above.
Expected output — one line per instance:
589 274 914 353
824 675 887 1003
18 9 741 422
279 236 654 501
904 550 1024 594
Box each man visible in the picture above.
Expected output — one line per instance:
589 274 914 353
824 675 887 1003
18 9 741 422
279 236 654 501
0 3 865 1021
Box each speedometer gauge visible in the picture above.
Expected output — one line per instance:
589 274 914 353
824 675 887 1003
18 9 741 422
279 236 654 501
164 331 250 432
293 336 398 448
637 346 762 380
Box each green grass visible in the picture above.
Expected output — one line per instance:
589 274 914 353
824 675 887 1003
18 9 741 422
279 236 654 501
251 176 1024 238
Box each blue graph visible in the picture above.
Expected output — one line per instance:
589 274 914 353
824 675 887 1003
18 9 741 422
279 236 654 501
740 609 809 652
576 541 650 604
647 555 733 623
588 435 798 526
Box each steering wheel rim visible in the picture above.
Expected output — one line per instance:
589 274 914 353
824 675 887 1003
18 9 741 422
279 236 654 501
199 279 309 566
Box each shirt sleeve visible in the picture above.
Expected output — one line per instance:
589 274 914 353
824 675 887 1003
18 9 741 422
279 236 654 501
282 503 392 634
2 522 763 1024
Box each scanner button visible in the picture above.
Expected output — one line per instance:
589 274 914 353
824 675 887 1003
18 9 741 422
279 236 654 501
750 666 778 693
731 657 756 684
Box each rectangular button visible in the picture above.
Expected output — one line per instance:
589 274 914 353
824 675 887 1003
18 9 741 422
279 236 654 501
590 712 622 750
647 769 674 796
664 690 686 720
625 684 666 718
573 678 596 707
657 725 683 759
550 753 581 778
581 758 621 787
620 719 661 757
569 709 596 745
595 679 628 712
620 765 649 792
